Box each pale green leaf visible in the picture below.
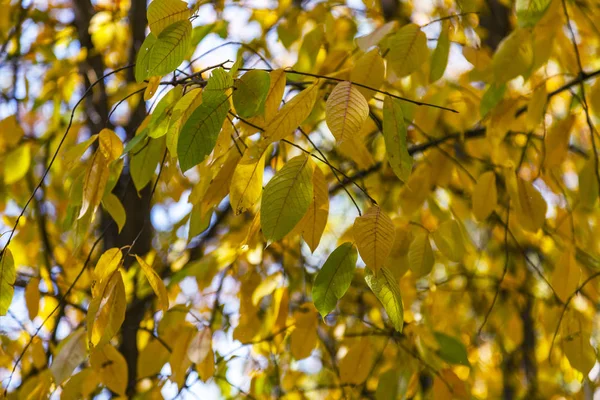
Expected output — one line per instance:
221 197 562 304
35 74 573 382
130 135 165 192
429 21 450 83
50 328 87 385
382 96 412 183
0 248 15 315
365 267 404 332
516 0 552 27
408 233 434 278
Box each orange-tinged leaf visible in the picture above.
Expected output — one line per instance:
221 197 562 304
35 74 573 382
472 171 497 221
78 150 110 219
290 303 318 360
25 277 40 320
340 337 374 384
136 255 169 313
353 206 395 273
299 167 329 252
326 81 369 142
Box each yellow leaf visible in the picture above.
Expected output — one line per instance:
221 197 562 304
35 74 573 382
230 146 266 215
4 143 31 185
338 136 375 169
472 171 497 221
544 115 574 168
63 134 98 168
290 303 318 360
408 233 434 278
201 150 242 213
551 249 580 302
252 272 282 306
101 193 126 233
526 84 547 130
299 167 329 252
138 339 170 379
169 324 195 389
0 248 15 315
353 206 395 273
384 23 428 78
50 328 87 385
98 128 123 162
326 81 369 142
432 369 469 400
340 337 374 384
78 150 110 219
144 76 161 100
136 255 169 313
25 277 40 320
514 177 547 232
492 28 533 83
90 344 128 396
187 327 212 364
264 69 287 122
87 270 126 348
563 328 596 376
0 115 24 152
432 220 466 262
263 81 320 142
196 347 215 382
351 49 385 100
94 248 123 285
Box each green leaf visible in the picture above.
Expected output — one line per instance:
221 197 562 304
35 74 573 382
312 242 358 316
147 0 190 36
135 33 157 83
384 23 428 78
177 93 230 172
434 332 470 366
365 267 404 332
382 96 412 183
408 233 434 278
429 21 450 83
261 155 314 242
233 70 271 119
0 248 15 315
147 20 192 78
130 136 166 192
516 0 552 27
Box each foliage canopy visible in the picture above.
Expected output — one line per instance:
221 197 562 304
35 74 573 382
2 0 600 398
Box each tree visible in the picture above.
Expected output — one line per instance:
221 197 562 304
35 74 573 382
1 0 600 398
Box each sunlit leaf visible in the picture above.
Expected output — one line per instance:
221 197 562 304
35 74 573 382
326 81 369 142
136 255 169 313
383 96 412 183
365 267 404 332
0 248 15 316
353 206 395 273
